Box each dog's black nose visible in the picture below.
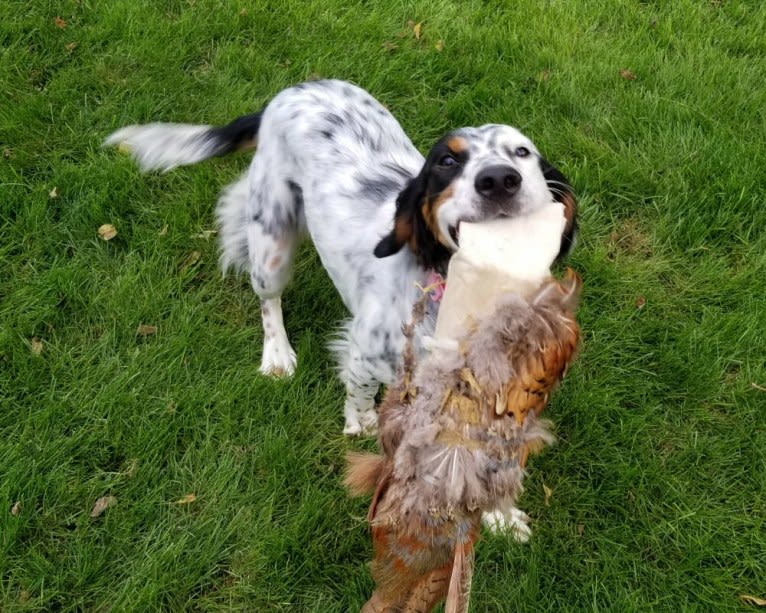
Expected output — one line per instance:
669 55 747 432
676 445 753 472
474 165 522 200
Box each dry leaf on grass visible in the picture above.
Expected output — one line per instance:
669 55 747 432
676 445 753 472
11 501 22 516
54 16 68 29
136 324 157 337
49 186 59 199
620 68 637 81
30 337 43 355
175 493 197 505
740 595 766 607
435 40 445 52
413 22 423 40
159 224 169 236
635 296 646 309
543 484 554 506
90 495 117 518
179 251 202 273
98 224 117 241
65 42 78 52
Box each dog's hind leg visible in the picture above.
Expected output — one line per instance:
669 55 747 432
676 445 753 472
243 170 305 377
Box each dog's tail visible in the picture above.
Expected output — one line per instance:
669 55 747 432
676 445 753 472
103 112 262 172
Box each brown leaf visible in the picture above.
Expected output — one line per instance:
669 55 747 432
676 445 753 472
54 16 68 29
635 296 646 309
175 493 197 505
543 484 554 506
30 337 43 355
413 21 423 40
65 42 78 52
98 223 117 241
49 186 59 199
740 595 766 607
11 501 21 516
434 39 445 52
620 68 637 81
179 250 202 273
136 324 157 337
90 495 117 518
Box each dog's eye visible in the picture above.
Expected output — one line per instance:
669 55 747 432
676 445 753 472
514 146 530 158
438 154 458 167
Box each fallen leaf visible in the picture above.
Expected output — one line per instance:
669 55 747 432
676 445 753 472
543 484 554 506
635 296 646 309
620 68 637 81
540 69 551 81
19 590 32 602
158 224 169 236
65 42 78 52
413 21 423 40
98 224 117 241
577 524 585 536
11 501 21 516
434 40 445 52
136 324 157 337
49 186 59 199
175 493 197 505
740 595 766 607
3 148 12 158
54 16 68 29
90 495 117 518
239 7 248 16
179 250 202 273
30 337 43 355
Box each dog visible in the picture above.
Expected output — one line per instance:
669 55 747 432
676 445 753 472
105 79 577 440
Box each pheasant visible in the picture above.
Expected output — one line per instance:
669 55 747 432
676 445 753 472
346 202 583 612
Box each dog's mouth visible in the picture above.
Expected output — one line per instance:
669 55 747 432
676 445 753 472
448 223 460 247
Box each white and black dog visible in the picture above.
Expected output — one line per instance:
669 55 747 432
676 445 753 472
105 79 577 440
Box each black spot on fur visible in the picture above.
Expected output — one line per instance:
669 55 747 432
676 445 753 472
206 112 262 156
357 175 402 200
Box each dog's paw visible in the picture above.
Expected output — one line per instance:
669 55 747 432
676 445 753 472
259 337 297 377
482 507 532 543
343 411 378 437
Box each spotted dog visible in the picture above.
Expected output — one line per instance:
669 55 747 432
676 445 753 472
105 80 577 440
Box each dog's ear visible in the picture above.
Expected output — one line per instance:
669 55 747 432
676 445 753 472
539 157 579 260
374 172 428 258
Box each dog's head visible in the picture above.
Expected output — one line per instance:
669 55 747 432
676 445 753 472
374 124 578 270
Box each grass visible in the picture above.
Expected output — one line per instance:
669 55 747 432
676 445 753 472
1 0 765 610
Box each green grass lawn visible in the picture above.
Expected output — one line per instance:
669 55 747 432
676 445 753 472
2 0 765 610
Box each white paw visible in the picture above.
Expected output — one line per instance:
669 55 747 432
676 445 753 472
259 337 297 377
343 411 378 437
482 507 532 543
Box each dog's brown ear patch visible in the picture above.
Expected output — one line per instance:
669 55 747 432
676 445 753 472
421 186 454 247
539 157 578 260
374 214 414 258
